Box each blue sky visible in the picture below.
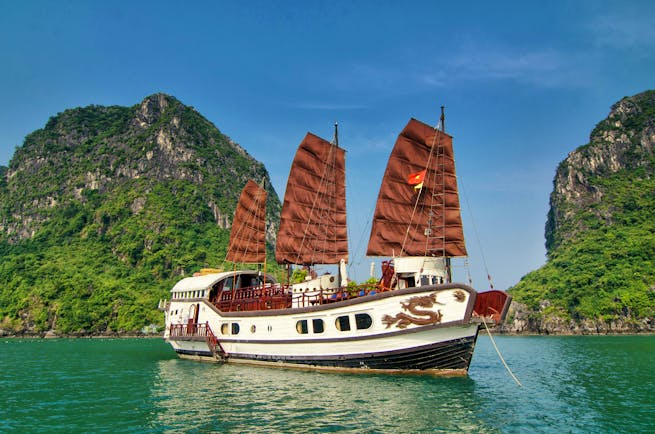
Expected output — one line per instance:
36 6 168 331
1 1 654 289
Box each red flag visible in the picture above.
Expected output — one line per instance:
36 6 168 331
407 169 426 185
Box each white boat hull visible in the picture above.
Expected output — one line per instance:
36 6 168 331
165 284 481 374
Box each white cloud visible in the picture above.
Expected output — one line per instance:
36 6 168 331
591 7 655 50
419 46 592 88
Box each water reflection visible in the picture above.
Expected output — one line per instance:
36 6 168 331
152 359 500 433
0 338 174 433
3 336 653 432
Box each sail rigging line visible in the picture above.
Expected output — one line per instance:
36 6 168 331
367 117 467 259
459 177 495 290
259 179 268 286
398 120 444 259
428 115 447 259
345 177 375 275
224 180 268 265
276 129 347 266
292 127 342 266
293 140 336 265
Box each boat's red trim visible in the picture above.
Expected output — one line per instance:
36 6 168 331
473 290 512 324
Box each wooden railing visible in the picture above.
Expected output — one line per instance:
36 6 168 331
169 322 212 338
169 321 227 359
213 283 390 312
217 284 292 312
293 283 388 308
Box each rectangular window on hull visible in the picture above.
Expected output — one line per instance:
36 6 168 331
296 320 308 334
355 313 373 330
312 319 324 334
335 316 351 331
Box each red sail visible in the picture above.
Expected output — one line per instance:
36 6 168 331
275 132 348 265
367 118 467 258
225 180 268 264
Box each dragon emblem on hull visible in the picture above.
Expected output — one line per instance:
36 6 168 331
382 293 444 329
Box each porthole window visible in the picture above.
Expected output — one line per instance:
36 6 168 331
355 313 373 330
312 318 324 334
221 323 228 335
250 324 256 333
296 320 308 334
231 323 240 335
335 315 351 331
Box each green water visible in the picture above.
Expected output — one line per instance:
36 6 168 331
1 335 653 433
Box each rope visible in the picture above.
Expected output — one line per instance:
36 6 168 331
399 123 442 257
294 138 339 266
460 178 494 290
481 318 522 387
222 177 267 269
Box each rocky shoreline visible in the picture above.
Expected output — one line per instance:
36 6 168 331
0 330 164 339
496 302 655 335
4 323 654 338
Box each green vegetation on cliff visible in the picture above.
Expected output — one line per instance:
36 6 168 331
0 94 282 335
511 170 655 324
510 91 655 331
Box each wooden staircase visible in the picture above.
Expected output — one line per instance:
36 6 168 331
204 323 228 361
168 321 228 361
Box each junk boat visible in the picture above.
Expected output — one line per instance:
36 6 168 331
162 112 511 375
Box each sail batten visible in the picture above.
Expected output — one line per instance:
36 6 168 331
367 118 467 258
276 132 348 265
225 180 268 264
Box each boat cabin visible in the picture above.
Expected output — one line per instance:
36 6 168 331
291 274 342 307
387 257 448 289
170 270 289 310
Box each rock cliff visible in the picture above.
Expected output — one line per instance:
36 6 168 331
508 90 655 334
0 94 282 335
545 90 655 253
1 93 280 243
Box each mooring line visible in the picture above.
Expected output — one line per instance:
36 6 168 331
482 318 523 387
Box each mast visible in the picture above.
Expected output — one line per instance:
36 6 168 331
440 106 452 282
333 122 345 286
261 179 268 286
